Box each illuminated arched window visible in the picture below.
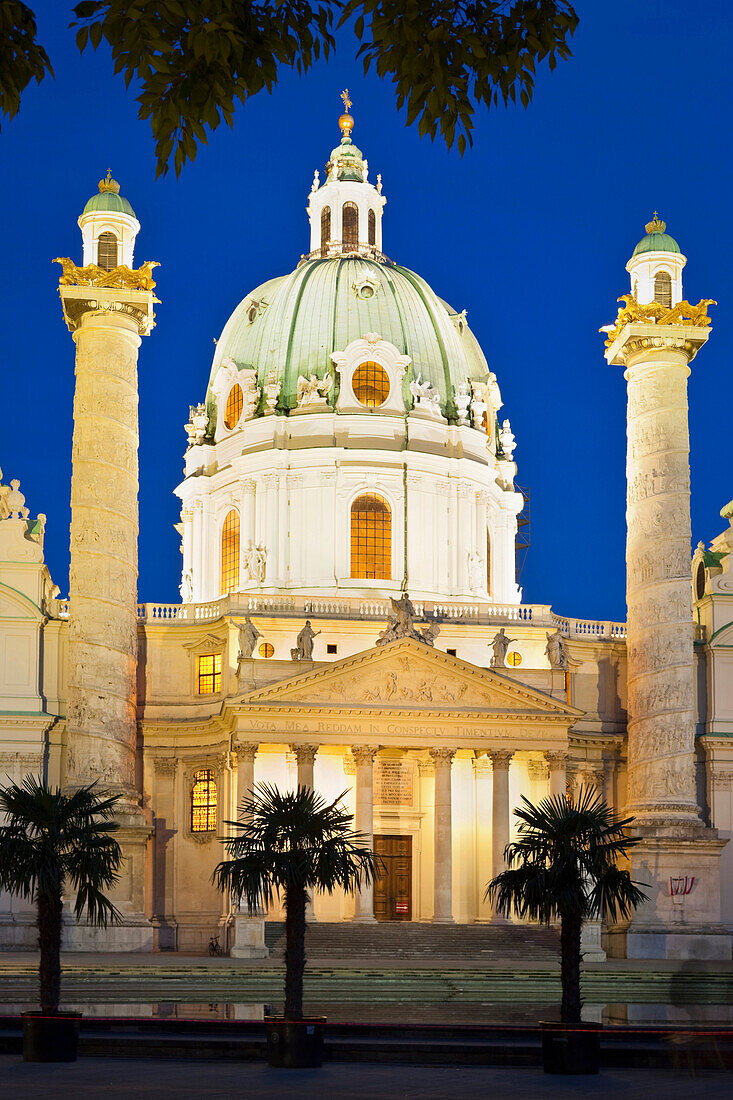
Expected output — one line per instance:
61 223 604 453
342 202 358 252
353 361 390 407
224 384 243 430
654 271 672 307
321 206 331 255
97 232 118 271
191 768 217 832
220 509 240 594
368 209 376 246
350 493 391 579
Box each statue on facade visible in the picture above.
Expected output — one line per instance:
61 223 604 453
418 620 440 647
377 594 437 646
179 570 193 604
244 542 266 583
241 369 261 419
489 627 516 668
238 616 262 659
291 620 321 660
545 629 567 670
185 402 208 449
263 370 281 414
409 373 442 417
296 372 332 406
455 380 472 426
469 381 488 430
467 551 483 591
499 419 517 461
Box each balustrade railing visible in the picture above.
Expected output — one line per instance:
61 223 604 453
46 594 625 639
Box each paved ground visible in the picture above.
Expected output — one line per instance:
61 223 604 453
1 1057 730 1099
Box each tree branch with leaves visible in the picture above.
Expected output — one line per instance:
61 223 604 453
1 1 578 176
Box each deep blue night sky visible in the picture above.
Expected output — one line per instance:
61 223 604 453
1 1 730 620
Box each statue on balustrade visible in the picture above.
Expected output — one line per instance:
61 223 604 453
291 620 320 660
238 616 262 659
545 628 567 670
377 593 438 647
489 627 515 667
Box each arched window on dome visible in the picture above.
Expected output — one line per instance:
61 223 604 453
321 206 331 256
654 271 672 308
342 203 358 252
350 493 391 580
224 384 243 430
97 232 118 271
368 209 376 247
221 509 240 594
190 769 217 832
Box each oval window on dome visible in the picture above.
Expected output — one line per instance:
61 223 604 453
352 362 390 408
224 384 243 430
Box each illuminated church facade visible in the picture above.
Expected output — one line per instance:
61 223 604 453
0 102 731 961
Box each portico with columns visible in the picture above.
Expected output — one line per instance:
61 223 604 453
220 638 581 929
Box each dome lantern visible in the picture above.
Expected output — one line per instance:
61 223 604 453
306 91 387 259
78 170 141 270
626 212 686 307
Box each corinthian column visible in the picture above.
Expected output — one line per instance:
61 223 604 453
430 748 455 922
489 749 514 920
57 246 156 947
292 743 318 791
352 746 378 921
609 324 703 826
604 243 728 959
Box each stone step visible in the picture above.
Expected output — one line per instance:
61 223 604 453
264 921 560 960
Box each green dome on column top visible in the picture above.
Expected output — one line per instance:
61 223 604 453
208 256 491 415
631 212 680 257
82 170 136 218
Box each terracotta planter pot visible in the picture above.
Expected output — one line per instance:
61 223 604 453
540 1021 601 1075
22 1012 82 1063
265 1015 326 1068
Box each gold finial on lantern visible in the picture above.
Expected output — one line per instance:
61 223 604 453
338 89 354 137
98 168 120 195
645 211 666 235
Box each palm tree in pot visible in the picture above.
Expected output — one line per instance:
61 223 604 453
213 783 376 1068
0 776 122 1062
486 788 647 1074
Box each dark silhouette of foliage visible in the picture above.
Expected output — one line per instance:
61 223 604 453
1 2 579 176
213 783 376 1019
486 789 647 1023
0 776 122 1013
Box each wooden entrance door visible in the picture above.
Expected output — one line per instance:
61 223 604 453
373 835 412 921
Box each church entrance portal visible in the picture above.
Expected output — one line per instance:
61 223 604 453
374 835 412 921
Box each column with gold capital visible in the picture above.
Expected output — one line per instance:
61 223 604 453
56 177 158 947
603 217 728 959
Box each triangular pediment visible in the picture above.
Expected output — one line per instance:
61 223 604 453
241 638 581 717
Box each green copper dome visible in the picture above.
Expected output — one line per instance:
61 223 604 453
209 257 490 416
632 212 680 257
82 171 136 218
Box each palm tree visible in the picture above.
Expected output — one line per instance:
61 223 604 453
0 777 122 1014
213 784 377 1020
486 789 647 1023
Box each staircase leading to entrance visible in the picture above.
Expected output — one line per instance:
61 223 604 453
264 921 559 962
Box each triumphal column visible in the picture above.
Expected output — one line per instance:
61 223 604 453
603 215 729 958
55 173 157 948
